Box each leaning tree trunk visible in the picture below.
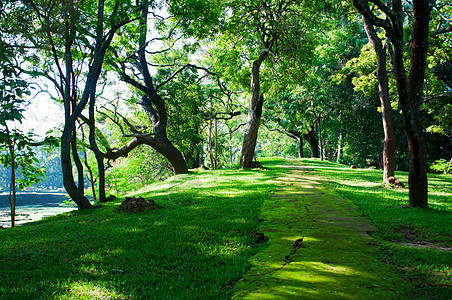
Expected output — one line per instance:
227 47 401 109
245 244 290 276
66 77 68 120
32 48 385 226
362 17 396 183
240 48 269 168
61 124 92 208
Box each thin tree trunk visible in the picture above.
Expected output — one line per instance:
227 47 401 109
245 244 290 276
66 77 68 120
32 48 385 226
317 121 323 161
6 126 16 227
208 119 215 169
240 47 270 168
362 17 396 183
83 148 97 203
337 132 343 163
297 136 303 158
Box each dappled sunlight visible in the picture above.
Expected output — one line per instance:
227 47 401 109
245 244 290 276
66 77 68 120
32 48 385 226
57 280 126 300
232 162 411 299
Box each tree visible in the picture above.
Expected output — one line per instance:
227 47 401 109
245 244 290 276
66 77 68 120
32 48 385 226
353 0 434 208
17 0 139 206
0 40 46 226
217 0 320 168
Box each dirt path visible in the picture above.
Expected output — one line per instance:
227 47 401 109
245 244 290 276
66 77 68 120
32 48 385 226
232 163 414 299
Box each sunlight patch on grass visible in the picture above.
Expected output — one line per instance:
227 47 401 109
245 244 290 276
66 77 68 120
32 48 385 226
58 280 125 300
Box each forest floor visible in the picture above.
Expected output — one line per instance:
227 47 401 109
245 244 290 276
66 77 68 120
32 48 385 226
232 161 415 299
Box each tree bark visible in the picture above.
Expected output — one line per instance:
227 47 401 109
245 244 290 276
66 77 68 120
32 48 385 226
353 0 432 208
362 17 396 183
297 136 303 158
240 47 270 168
303 125 319 158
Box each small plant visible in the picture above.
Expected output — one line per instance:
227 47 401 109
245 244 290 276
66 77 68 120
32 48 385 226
430 159 452 175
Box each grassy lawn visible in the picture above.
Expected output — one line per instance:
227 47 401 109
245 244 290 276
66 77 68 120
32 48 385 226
300 158 452 298
0 157 450 299
0 158 286 299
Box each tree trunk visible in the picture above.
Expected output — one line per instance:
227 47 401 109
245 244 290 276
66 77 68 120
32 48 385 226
208 119 216 169
61 125 92 208
297 136 303 158
7 132 16 227
353 0 432 208
303 125 319 158
96 154 106 202
389 0 430 208
362 17 396 183
404 0 431 208
337 132 343 163
83 148 97 203
240 47 270 168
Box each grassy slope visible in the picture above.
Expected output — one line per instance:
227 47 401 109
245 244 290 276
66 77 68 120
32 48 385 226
0 158 285 299
300 158 452 298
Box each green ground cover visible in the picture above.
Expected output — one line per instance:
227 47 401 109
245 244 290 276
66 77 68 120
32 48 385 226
300 158 452 298
0 157 450 299
0 158 286 299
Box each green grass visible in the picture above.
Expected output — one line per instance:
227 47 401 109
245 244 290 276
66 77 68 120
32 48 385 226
0 158 286 299
300 158 452 298
1 157 451 299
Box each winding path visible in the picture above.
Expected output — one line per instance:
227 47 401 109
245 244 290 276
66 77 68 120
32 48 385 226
232 161 414 299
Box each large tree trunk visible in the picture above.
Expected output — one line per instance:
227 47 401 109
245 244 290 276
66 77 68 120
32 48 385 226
61 125 92 208
389 0 430 208
353 0 432 208
303 125 319 158
240 48 269 168
404 0 431 208
362 17 396 183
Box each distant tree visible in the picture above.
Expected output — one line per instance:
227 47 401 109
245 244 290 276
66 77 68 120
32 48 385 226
216 0 322 168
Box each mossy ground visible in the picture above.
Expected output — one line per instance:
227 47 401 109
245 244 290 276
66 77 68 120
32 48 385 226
232 161 416 299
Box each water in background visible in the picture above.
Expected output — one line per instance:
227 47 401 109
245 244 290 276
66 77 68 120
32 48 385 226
0 193 78 228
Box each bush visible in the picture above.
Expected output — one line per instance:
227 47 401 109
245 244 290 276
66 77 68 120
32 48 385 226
430 159 452 174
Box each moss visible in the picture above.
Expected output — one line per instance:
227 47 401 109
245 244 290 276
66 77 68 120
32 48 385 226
232 160 415 299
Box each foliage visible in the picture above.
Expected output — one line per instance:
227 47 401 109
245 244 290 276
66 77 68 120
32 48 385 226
430 159 452 175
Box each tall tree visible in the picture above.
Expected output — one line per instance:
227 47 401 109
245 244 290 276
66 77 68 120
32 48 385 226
20 0 138 207
359 18 396 183
220 0 320 168
353 0 434 208
0 39 49 226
